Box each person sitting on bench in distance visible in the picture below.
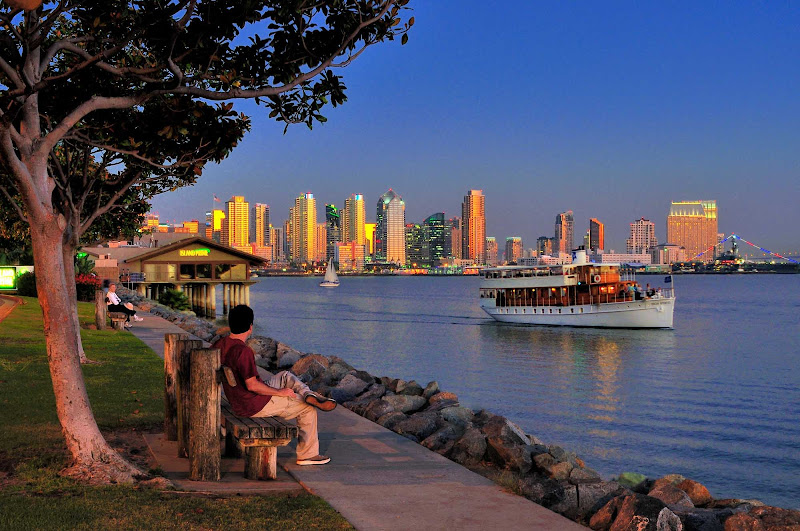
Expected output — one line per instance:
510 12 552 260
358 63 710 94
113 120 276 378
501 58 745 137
106 282 143 325
213 304 336 466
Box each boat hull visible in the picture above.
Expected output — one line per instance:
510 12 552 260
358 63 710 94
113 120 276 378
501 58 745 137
480 297 675 328
319 281 339 288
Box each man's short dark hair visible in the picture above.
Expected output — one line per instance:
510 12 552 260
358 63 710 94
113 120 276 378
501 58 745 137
229 305 254 334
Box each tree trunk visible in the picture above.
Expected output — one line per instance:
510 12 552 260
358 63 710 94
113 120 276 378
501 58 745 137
28 210 143 483
62 244 90 364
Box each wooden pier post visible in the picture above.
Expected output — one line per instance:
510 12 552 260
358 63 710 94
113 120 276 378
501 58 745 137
188 347 221 481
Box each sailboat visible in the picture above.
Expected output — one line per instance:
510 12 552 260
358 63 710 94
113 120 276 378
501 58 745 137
320 258 340 288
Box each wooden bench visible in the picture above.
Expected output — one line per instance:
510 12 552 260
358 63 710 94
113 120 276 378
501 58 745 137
219 367 298 480
108 311 128 330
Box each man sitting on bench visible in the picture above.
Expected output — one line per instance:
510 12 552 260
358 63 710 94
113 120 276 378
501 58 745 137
213 304 336 466
106 282 143 326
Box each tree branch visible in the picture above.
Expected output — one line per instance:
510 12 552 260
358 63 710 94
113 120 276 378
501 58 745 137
0 182 27 223
80 170 143 235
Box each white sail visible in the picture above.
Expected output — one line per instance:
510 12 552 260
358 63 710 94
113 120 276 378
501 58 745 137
320 258 339 287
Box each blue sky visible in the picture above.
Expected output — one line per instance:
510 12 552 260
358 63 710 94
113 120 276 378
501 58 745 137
151 1 800 255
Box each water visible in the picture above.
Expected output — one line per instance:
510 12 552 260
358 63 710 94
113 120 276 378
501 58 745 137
246 274 800 509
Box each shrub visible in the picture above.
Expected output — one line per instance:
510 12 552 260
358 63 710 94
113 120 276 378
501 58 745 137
75 274 102 302
15 271 37 297
158 289 190 311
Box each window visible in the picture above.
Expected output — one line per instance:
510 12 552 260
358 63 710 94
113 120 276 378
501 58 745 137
196 264 212 279
179 264 195 280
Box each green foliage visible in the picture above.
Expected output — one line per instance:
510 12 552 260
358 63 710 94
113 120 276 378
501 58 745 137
158 289 191 311
15 271 36 297
75 252 95 275
0 298 352 530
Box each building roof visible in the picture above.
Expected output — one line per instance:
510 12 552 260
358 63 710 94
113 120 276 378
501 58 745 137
121 237 266 265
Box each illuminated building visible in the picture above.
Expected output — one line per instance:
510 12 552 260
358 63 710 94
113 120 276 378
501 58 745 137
143 213 160 231
375 189 406 265
342 194 366 246
364 223 376 256
666 200 718 262
252 203 270 247
325 204 342 261
222 196 249 248
536 236 553 256
589 218 604 251
485 237 498 266
271 226 285 263
627 218 657 254
283 217 292 262
461 190 486 264
175 220 199 234
424 213 446 265
554 210 574 256
289 193 317 264
205 209 225 242
335 242 366 272
505 237 523 264
405 223 428 267
316 222 327 262
447 217 461 259
651 243 687 265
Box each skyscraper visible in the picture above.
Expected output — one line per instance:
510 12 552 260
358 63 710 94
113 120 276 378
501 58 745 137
252 203 270 247
554 210 574 256
271 226 285 263
447 217 462 259
316 222 327 262
375 189 406 265
424 213 446 266
342 193 366 246
324 204 341 261
536 236 553 256
667 200 718 262
222 196 249 249
364 223 376 257
505 237 523 264
589 218 604 252
461 190 486 264
627 218 657 254
290 193 317 264
405 223 428 267
485 237 498 266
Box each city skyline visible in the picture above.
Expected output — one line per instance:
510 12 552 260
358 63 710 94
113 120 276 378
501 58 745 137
150 2 800 253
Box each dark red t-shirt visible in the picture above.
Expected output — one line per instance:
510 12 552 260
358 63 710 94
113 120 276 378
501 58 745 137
212 336 270 416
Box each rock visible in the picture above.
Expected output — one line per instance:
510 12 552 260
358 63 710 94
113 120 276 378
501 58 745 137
440 406 475 428
590 495 625 530
657 507 683 531
375 411 407 430
290 354 330 380
399 380 424 396
534 452 557 471
722 513 765 531
342 397 373 416
276 343 303 369
617 472 648 491
350 370 375 384
649 484 695 509
579 481 627 517
364 400 395 422
542 483 579 519
429 391 459 406
749 506 800 528
422 381 440 399
449 427 487 466
247 335 278 360
425 398 460 412
382 394 427 414
481 415 530 446
471 409 493 428
607 494 668 531
327 356 354 371
546 461 573 481
330 374 370 403
356 383 387 402
320 362 351 386
549 445 569 462
569 466 602 485
394 412 441 441
675 508 727 531
215 326 230 337
651 474 687 492
421 424 465 455
486 437 533 473
389 379 407 393
673 480 713 508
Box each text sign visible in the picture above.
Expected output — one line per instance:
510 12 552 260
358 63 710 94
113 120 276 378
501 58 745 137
0 267 16 289
179 248 211 257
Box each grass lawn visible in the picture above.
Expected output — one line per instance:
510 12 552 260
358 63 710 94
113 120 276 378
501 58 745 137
0 297 352 530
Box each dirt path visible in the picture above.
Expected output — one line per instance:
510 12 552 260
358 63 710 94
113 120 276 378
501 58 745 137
0 295 22 323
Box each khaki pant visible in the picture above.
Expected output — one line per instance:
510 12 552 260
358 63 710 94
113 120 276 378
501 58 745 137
252 371 319 460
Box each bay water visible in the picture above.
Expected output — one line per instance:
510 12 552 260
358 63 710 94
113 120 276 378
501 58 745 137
247 274 799 509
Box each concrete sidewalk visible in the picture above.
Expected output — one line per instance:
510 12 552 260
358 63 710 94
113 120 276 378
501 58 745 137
128 308 583 530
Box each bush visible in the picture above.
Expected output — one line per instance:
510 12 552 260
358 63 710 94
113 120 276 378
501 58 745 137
75 274 102 302
15 271 37 297
158 289 190 311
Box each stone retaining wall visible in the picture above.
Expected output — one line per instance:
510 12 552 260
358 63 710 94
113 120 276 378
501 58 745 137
121 288 799 531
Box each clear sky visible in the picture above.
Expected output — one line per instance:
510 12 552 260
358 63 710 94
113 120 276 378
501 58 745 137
150 1 800 255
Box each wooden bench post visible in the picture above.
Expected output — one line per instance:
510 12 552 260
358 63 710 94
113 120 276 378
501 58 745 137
164 334 203 455
163 333 188 441
95 289 107 330
188 347 221 481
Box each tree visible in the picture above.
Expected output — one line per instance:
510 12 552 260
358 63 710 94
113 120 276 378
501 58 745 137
0 0 412 483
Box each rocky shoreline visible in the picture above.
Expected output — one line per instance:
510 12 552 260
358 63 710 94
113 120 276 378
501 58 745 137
121 288 800 531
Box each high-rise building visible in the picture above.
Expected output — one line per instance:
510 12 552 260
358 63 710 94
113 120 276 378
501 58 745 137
554 210 574 256
283 216 292 262
666 200 718 262
252 203 270 247
589 218 604 252
324 204 341 261
206 209 225 242
364 223 376 257
424 213 446 266
175 219 199 234
536 236 553 256
405 223 429 268
485 237 498 266
144 213 160 231
222 196 249 249
342 194 366 246
375 189 406 265
446 217 461 259
335 242 366 272
271 226 285 263
627 218 657 254
316 222 327 262
461 190 486 264
290 193 317 264
505 237 523 264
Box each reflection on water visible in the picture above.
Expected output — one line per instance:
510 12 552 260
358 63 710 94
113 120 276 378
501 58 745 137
248 275 800 509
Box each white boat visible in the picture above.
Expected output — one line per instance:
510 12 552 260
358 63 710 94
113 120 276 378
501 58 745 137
479 250 675 328
320 258 340 288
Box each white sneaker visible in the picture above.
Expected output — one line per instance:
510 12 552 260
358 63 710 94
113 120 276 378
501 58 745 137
133 315 144 322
